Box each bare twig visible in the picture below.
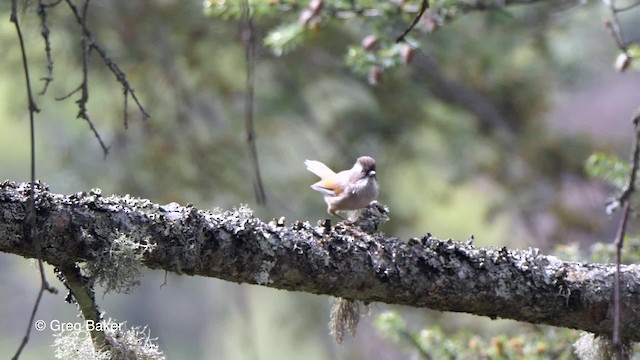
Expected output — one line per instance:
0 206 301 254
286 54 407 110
12 284 46 360
91 40 150 123
612 111 640 358
603 1 640 356
55 83 82 100
10 1 58 358
80 0 109 156
611 0 640 12
123 88 129 129
11 3 40 116
243 1 267 205
63 0 150 135
36 0 61 95
603 0 640 51
396 0 429 42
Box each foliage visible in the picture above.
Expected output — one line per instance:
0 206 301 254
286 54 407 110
615 44 640 72
376 311 577 359
585 152 630 190
2 0 638 358
204 0 500 81
589 237 640 264
584 151 640 217
554 237 640 264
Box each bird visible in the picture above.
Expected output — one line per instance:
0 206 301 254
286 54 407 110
305 156 379 219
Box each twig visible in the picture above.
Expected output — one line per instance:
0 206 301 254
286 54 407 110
91 41 150 122
36 0 61 95
63 0 149 133
123 88 129 129
612 0 640 12
77 0 110 157
612 111 640 357
396 0 429 42
602 0 640 51
10 1 58 358
55 83 82 100
603 0 640 355
11 3 40 116
243 1 267 205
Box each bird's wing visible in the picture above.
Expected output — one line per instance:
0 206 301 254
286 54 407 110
310 178 345 196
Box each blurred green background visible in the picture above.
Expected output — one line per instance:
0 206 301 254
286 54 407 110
1 0 639 358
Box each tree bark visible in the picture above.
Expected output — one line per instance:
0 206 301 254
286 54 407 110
1 180 639 341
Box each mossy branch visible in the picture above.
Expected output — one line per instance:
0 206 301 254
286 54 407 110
57 265 106 350
1 181 640 341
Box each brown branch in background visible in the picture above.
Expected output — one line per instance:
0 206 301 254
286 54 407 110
63 0 150 139
243 0 267 205
413 54 517 147
396 0 429 42
9 1 58 358
612 112 640 357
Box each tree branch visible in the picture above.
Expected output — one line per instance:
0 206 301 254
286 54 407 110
1 181 640 341
413 54 516 147
64 0 150 131
10 1 57 356
242 0 267 205
396 0 429 43
612 111 640 356
57 264 106 350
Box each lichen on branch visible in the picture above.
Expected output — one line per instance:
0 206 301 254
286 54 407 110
1 180 640 341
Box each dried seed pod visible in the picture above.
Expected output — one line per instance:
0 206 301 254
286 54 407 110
361 35 379 51
401 44 415 64
368 66 382 86
615 52 631 72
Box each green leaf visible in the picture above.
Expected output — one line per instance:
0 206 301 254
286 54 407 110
264 22 306 56
584 152 630 189
627 44 640 71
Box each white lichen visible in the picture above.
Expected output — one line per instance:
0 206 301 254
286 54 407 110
53 318 164 360
83 232 156 294
254 260 276 285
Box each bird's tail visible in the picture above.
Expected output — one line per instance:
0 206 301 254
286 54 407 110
304 160 335 179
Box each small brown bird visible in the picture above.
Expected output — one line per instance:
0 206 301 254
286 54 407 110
305 156 379 218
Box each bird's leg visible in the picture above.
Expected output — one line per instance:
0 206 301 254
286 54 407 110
329 209 347 221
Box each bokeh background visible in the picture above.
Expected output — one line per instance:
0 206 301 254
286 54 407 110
1 0 640 358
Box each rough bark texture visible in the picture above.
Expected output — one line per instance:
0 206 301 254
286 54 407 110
1 180 640 341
